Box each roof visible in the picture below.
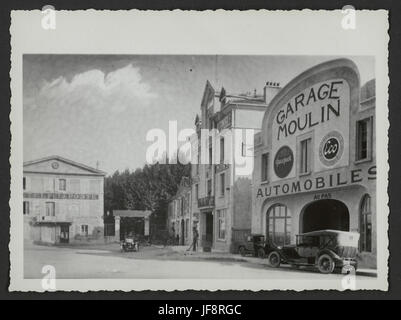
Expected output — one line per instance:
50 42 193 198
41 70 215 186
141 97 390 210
200 80 217 108
360 79 375 102
113 210 152 218
298 229 359 237
23 155 106 176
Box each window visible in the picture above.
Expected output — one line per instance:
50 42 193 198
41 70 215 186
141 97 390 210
81 225 89 236
220 173 225 196
196 143 201 174
267 204 291 246
208 136 213 165
217 209 226 240
173 201 177 218
185 219 189 238
261 153 269 182
207 179 212 196
195 184 199 200
45 202 55 217
23 201 29 215
360 194 372 252
300 138 312 174
23 177 26 190
297 235 319 247
181 198 184 216
356 118 372 161
220 137 225 164
59 179 66 191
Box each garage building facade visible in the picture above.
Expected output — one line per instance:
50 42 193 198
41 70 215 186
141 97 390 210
251 59 376 268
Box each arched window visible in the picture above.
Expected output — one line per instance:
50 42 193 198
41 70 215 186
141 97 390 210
360 194 372 252
267 204 291 246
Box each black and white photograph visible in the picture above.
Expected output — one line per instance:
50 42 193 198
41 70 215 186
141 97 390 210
8 9 389 292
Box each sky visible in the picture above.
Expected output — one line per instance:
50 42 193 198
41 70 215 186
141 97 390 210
23 55 374 175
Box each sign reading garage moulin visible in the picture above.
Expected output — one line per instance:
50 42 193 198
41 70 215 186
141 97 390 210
252 59 377 268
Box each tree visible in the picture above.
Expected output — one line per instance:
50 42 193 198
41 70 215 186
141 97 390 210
104 161 191 232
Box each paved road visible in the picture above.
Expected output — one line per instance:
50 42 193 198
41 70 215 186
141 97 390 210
24 243 374 281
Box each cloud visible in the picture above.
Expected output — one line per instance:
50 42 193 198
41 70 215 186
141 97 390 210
35 64 157 113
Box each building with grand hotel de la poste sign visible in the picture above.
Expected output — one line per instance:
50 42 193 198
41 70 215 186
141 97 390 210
252 59 377 267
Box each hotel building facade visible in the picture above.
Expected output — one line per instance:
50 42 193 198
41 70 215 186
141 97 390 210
251 59 377 267
23 156 106 245
190 81 279 252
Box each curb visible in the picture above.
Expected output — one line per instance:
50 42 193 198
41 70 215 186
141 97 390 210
170 249 378 277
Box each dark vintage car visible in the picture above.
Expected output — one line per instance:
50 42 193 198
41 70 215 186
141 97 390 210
267 230 360 274
121 233 140 252
237 234 273 258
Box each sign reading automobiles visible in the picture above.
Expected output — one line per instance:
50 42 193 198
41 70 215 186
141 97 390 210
274 146 294 178
269 78 350 181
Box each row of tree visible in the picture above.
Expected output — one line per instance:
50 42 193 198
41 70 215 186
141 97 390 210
104 162 191 234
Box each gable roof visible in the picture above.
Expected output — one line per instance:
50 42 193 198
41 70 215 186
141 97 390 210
23 155 106 176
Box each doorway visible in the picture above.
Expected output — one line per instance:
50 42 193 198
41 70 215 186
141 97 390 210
206 212 213 243
300 199 349 233
181 219 185 245
59 224 70 244
202 211 214 250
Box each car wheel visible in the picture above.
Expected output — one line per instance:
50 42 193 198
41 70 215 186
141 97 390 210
257 248 266 259
239 246 246 256
317 254 335 274
268 251 281 268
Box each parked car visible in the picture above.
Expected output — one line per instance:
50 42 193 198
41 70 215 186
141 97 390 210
267 230 360 274
237 234 273 258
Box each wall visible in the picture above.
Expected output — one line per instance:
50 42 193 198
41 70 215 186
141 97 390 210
232 177 252 229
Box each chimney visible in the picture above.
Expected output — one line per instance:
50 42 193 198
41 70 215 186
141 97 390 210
263 81 281 105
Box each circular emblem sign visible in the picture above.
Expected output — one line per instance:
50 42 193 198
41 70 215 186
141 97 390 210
274 146 294 178
319 131 344 166
51 162 59 169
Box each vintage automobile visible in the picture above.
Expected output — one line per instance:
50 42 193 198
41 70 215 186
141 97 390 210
121 233 140 252
237 234 272 258
267 230 360 274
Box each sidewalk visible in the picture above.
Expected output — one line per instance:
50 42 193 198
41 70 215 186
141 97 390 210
165 245 378 277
